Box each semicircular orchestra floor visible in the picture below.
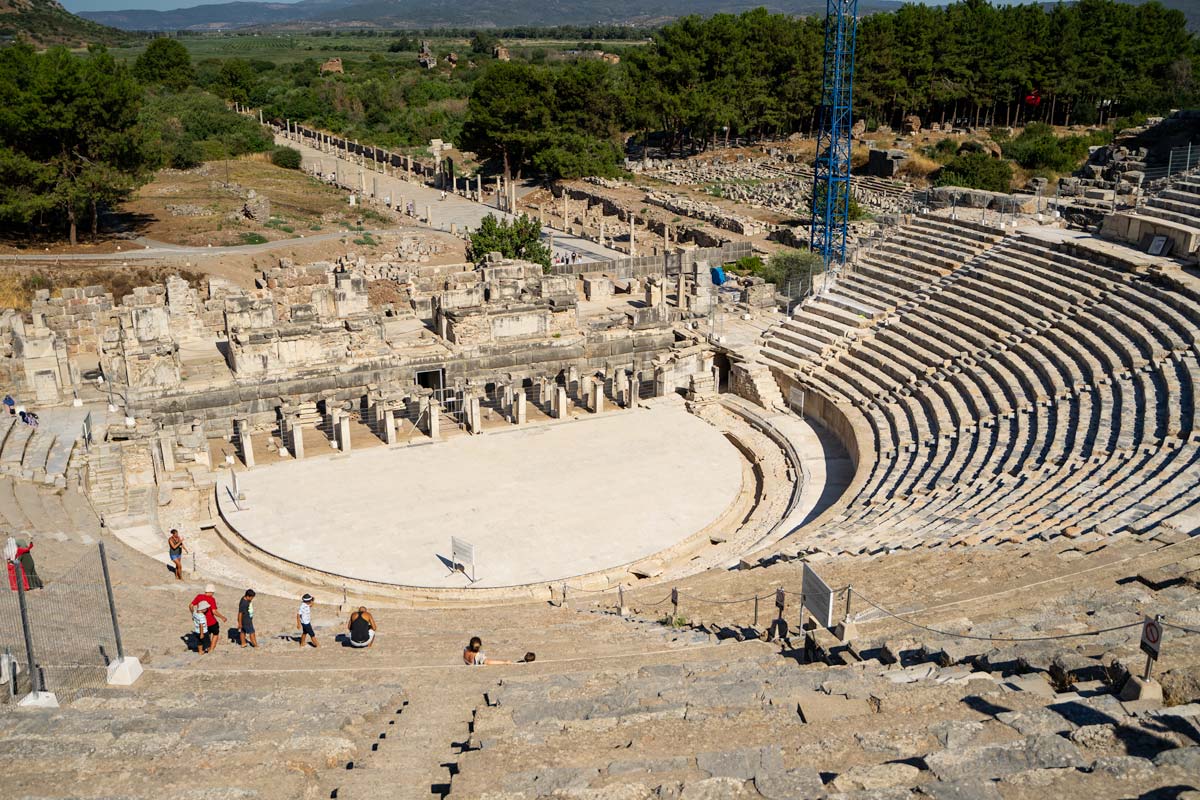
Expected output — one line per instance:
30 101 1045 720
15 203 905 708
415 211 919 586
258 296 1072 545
217 405 745 588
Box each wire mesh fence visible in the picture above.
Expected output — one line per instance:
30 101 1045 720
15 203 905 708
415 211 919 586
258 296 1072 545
0 544 123 704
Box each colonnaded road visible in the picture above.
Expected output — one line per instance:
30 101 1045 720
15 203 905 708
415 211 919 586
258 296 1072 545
277 133 627 264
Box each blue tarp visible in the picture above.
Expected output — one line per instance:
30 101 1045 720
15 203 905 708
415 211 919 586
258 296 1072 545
710 266 727 286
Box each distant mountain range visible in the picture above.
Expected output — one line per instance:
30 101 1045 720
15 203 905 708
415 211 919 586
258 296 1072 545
65 0 1200 35
80 0 907 32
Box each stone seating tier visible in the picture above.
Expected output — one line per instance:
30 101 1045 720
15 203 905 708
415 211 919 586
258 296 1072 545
758 224 1200 558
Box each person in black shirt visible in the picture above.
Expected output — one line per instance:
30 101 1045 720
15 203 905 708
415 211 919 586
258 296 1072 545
238 589 257 648
347 607 376 648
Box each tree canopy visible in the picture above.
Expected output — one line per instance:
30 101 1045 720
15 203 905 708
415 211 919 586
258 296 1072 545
467 213 551 269
0 44 153 244
133 37 194 91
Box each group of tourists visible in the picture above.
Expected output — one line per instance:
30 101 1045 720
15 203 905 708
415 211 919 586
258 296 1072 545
3 395 39 428
171 531 527 663
186 584 379 654
4 535 42 592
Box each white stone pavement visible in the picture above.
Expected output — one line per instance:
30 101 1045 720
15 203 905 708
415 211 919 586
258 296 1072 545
277 133 626 264
216 406 744 589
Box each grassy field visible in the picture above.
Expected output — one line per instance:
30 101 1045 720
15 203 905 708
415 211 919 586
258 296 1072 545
111 34 411 64
109 33 646 64
125 155 390 247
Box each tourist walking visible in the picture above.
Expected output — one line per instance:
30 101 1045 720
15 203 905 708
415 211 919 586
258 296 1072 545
3 395 14 415
238 589 257 648
167 529 187 580
297 593 318 648
191 584 227 650
347 607 376 648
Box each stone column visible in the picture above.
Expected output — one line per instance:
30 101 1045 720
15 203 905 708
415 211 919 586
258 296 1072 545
554 386 569 419
468 396 482 434
235 419 255 468
337 415 352 454
382 405 397 445
590 380 604 414
427 398 440 440
477 175 483 203
426 205 432 226
372 176 378 199
568 366 580 400
290 417 305 460
495 176 502 209
158 432 175 472
655 366 670 398
630 216 636 257
502 384 514 420
514 391 527 425
562 194 569 227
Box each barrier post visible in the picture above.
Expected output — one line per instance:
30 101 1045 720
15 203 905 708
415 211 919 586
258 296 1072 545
98 543 124 662
671 587 679 620
16 576 38 693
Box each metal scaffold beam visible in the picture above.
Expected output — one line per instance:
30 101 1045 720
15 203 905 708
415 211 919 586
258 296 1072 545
810 0 859 278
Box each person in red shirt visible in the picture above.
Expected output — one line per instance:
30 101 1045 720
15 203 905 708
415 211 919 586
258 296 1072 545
190 584 228 650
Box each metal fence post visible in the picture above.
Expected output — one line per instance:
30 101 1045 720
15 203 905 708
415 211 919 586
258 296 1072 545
1168 150 1175 178
15 572 40 694
98 543 125 662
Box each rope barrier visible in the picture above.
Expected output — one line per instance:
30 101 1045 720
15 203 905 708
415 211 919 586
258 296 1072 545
852 590 1143 643
675 591 773 605
1162 621 1200 636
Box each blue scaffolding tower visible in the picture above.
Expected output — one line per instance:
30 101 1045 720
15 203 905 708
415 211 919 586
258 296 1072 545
809 0 859 279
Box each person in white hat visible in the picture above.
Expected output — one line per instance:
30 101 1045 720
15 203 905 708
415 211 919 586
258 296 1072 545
190 584 227 651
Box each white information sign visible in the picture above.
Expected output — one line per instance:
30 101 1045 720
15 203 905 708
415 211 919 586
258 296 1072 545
802 563 835 630
451 536 477 582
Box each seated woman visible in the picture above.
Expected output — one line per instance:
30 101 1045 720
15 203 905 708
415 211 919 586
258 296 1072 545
462 636 514 666
347 607 377 648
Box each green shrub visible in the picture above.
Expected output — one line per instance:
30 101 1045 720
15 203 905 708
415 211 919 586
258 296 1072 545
270 146 303 170
935 151 1014 193
730 255 764 274
240 232 268 245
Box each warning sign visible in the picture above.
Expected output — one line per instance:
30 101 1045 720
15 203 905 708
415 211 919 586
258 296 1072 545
1140 616 1163 659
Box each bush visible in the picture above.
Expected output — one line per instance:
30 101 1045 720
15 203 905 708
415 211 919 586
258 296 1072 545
763 250 825 295
141 89 273 170
730 255 764 274
1002 123 1111 173
935 151 1014 193
270 146 302 170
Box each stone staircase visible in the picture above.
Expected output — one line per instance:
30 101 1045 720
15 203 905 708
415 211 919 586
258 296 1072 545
734 361 787 412
84 441 130 525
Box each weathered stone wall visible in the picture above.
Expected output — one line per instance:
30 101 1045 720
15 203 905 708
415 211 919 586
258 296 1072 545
31 286 115 355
